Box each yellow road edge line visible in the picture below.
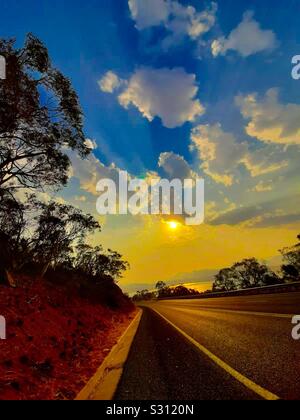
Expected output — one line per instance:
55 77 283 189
151 308 280 401
75 309 142 401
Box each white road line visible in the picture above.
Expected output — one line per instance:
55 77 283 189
151 308 280 401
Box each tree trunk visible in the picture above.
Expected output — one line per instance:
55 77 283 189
5 270 17 287
41 262 51 278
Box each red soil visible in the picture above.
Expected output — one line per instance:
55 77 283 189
0 278 136 400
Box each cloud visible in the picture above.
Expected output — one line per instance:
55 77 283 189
236 88 300 145
117 67 205 128
163 268 218 286
251 180 273 193
98 71 123 93
155 153 201 222
70 152 123 196
128 0 217 49
205 199 238 223
190 124 289 186
191 124 294 186
128 0 169 30
74 195 87 202
191 124 248 186
70 150 198 222
242 145 288 177
250 212 300 228
212 11 277 57
84 138 98 150
210 194 300 227
162 1 218 50
158 152 196 180
211 204 260 226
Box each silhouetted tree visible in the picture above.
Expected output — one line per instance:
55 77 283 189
0 34 89 194
171 285 200 297
158 286 171 298
0 35 131 294
132 289 156 302
74 244 129 282
281 235 300 282
31 200 100 276
213 258 280 291
213 268 237 292
232 258 278 289
0 195 43 277
156 281 166 290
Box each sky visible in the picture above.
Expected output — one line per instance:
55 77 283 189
2 0 300 294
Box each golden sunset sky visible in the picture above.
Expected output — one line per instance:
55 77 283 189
9 0 299 295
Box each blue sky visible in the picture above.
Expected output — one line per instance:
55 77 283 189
2 0 300 292
2 0 299 175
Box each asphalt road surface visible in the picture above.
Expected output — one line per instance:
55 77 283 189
116 292 300 400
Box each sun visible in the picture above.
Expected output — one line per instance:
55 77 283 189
167 221 180 230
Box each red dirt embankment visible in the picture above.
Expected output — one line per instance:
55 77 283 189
0 278 136 400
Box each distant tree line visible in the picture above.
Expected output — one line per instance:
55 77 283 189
0 35 129 292
132 235 300 301
212 236 300 292
132 281 200 302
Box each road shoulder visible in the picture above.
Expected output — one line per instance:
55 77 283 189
76 309 142 400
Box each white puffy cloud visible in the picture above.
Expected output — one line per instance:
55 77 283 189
128 0 169 30
70 150 198 220
162 1 217 50
70 152 123 196
98 71 123 93
158 152 196 180
84 138 98 150
212 11 277 57
128 0 217 48
236 88 300 145
118 67 204 128
190 124 289 186
191 124 248 186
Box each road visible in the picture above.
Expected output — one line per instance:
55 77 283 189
115 292 300 400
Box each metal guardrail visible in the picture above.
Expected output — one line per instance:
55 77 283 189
159 281 300 300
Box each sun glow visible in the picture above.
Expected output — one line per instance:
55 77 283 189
167 221 180 230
